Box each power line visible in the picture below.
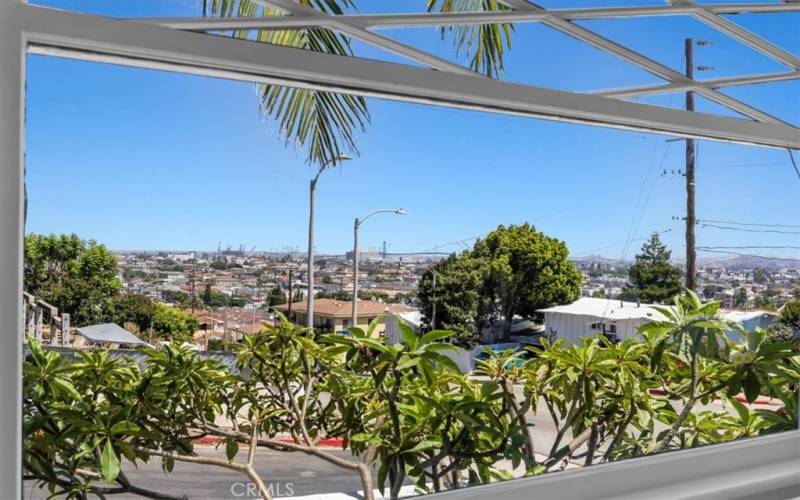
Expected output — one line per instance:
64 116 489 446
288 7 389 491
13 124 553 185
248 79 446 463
702 246 800 251
573 228 673 257
701 161 790 169
788 148 800 180
698 223 800 235
421 233 487 254
697 219 800 229
696 249 800 263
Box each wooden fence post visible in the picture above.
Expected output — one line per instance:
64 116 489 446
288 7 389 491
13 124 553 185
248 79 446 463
49 313 57 347
60 313 70 347
24 299 33 337
34 307 43 341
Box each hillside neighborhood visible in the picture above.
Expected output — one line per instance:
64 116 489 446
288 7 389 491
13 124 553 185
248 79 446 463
23 233 797 358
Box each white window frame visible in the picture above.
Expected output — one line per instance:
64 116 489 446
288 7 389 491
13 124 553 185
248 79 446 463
1 1 798 498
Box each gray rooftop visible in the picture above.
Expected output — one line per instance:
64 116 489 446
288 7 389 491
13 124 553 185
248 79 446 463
76 323 147 346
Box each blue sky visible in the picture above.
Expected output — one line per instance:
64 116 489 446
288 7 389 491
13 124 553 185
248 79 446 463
25 0 800 259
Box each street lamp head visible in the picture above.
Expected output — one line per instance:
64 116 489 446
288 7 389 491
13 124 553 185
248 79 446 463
394 208 409 215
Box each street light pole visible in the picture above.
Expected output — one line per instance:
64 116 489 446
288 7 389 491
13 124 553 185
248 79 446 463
351 208 409 328
307 154 351 331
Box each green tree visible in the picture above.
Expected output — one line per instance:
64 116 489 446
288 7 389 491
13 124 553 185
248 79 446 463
24 233 122 325
754 288 780 310
418 224 581 343
266 285 287 306
417 254 489 345
779 299 800 331
162 289 190 307
624 232 683 304
113 294 155 336
207 338 226 351
152 305 199 344
360 290 390 302
202 284 229 308
764 322 800 349
733 287 748 308
752 266 770 285
474 224 582 341
228 294 248 308
209 260 227 271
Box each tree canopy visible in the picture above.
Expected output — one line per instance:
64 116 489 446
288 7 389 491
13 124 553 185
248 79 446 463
152 304 199 344
417 253 490 345
624 232 683 304
113 293 156 336
779 299 800 331
418 224 581 343
24 233 122 326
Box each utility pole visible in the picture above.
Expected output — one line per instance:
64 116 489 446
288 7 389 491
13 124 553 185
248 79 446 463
190 259 197 313
430 269 437 330
223 306 228 351
684 37 697 291
287 269 294 318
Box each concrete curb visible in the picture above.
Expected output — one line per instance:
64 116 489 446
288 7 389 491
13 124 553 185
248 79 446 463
647 388 782 406
192 435 345 448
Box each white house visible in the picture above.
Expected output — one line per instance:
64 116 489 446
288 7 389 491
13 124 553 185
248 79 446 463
539 297 778 345
720 309 777 343
538 297 666 344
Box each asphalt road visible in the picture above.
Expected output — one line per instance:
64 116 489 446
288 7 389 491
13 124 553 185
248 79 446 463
24 447 368 500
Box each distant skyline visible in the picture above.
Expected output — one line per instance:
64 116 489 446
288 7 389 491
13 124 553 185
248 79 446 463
25 0 800 260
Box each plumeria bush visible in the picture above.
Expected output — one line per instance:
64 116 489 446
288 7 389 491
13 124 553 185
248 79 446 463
24 293 799 499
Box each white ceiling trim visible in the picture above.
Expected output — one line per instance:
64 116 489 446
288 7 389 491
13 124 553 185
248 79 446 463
140 0 800 127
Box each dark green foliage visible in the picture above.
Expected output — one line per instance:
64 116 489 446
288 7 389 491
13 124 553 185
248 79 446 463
24 233 122 325
360 290 390 302
625 232 683 304
764 322 800 349
207 338 226 351
779 299 800 328
266 285 287 306
733 287 748 308
152 305 199 344
209 260 227 271
317 289 353 301
418 254 490 346
122 268 149 281
475 224 582 340
202 284 232 308
418 224 582 343
752 266 771 285
227 294 248 308
113 294 155 335
161 289 191 307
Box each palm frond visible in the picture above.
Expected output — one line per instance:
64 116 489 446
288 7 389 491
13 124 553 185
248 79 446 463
427 0 514 78
204 0 370 166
